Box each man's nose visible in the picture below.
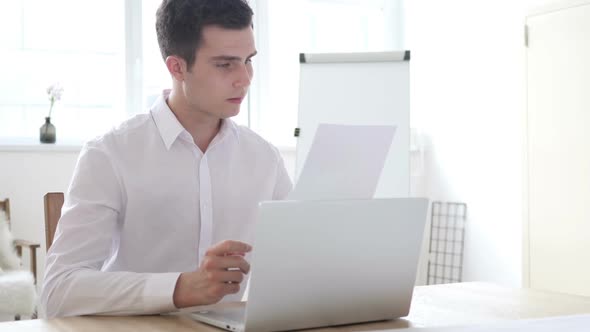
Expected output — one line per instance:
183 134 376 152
233 64 252 88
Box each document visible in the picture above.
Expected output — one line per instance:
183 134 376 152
288 123 396 201
401 314 590 332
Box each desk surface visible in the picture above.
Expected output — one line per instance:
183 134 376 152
4 282 590 331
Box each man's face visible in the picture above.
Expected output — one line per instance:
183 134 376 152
182 25 256 120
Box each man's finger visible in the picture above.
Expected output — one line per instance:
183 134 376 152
204 255 250 274
221 256 251 274
222 282 241 295
206 240 252 257
217 270 245 284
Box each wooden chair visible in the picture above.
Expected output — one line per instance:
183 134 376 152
0 198 41 284
43 193 64 251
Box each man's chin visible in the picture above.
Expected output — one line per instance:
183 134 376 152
223 108 241 119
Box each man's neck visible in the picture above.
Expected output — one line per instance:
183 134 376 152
167 90 221 153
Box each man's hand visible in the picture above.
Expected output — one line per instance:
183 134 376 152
173 240 252 308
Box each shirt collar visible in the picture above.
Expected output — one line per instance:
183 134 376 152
150 90 240 150
216 115 240 146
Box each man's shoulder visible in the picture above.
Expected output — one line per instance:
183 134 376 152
234 123 280 156
84 113 153 151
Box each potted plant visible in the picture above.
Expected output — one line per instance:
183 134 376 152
40 83 63 144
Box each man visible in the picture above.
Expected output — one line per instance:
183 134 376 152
41 0 292 318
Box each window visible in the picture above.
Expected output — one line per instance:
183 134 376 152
142 0 169 115
0 0 126 141
0 0 404 144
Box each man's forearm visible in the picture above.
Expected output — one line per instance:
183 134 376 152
41 267 180 318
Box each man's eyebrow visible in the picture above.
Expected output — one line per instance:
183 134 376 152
210 51 258 62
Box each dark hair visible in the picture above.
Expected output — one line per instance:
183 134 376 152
156 0 254 70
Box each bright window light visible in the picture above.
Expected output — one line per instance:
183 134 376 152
0 0 404 145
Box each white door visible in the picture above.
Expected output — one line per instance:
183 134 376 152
526 1 590 295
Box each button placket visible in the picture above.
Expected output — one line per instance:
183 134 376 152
197 154 213 265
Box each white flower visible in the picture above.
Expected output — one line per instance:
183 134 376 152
47 83 64 102
46 83 64 118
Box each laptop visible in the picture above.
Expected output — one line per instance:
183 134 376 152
188 198 428 332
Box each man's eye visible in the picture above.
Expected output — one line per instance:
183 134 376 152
245 58 252 64
216 63 231 68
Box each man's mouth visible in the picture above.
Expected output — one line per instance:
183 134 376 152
227 97 243 104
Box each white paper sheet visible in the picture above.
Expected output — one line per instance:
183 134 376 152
288 123 396 201
398 314 590 332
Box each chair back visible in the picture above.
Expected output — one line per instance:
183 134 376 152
44 193 64 251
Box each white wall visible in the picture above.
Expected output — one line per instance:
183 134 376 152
0 148 79 290
407 0 556 287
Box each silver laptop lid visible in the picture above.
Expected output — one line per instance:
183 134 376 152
244 198 428 332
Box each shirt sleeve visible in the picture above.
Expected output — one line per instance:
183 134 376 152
272 149 293 200
40 142 180 318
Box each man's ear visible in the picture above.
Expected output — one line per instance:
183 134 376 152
165 55 186 81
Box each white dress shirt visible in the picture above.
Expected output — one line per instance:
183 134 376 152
40 91 292 318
